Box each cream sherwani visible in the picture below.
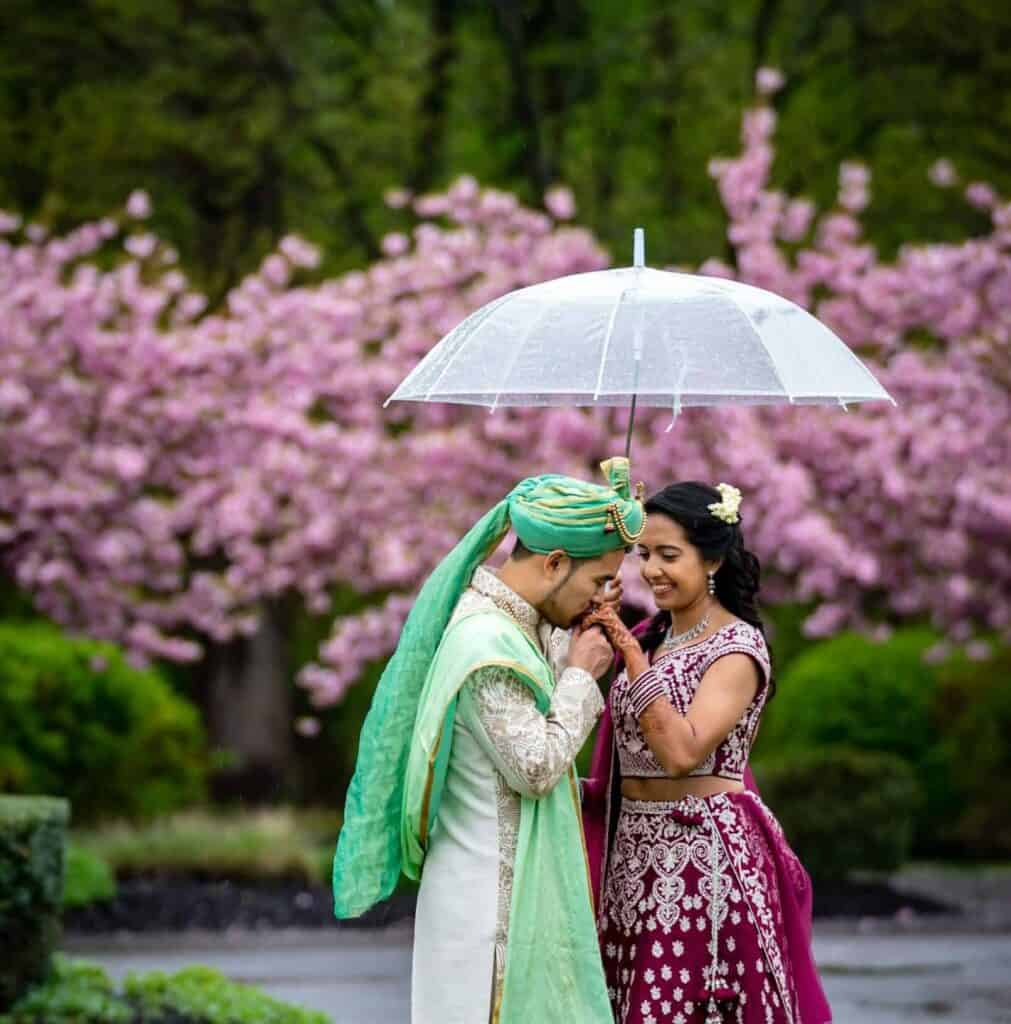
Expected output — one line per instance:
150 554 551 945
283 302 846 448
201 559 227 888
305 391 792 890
411 567 604 1024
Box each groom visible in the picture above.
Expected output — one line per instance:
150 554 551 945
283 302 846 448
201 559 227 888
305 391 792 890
332 458 645 1024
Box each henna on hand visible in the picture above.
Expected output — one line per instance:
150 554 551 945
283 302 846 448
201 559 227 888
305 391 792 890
583 606 636 652
584 605 651 680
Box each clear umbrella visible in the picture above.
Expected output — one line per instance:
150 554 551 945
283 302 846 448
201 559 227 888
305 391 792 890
387 229 895 455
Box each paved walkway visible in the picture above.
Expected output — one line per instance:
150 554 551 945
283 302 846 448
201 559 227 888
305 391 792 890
64 922 1011 1023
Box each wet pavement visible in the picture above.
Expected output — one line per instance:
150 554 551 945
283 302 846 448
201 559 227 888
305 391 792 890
815 925 1010 1022
64 921 1011 1023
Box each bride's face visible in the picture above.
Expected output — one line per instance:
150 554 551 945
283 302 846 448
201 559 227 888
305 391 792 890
635 513 712 613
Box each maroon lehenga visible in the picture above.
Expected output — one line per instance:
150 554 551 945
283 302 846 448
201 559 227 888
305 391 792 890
584 622 832 1024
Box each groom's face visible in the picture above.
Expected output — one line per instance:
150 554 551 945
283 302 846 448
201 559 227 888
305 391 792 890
539 547 626 628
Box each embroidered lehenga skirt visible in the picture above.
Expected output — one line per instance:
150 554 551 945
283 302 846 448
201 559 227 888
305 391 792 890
598 792 805 1024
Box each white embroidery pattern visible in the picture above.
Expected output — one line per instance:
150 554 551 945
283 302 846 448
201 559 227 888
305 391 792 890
547 626 572 676
467 566 541 644
612 622 771 780
492 770 520 991
470 665 602 797
600 794 799 1024
452 564 603 1005
712 794 799 1022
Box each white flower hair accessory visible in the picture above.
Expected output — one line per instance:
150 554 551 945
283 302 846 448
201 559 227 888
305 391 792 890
708 483 742 524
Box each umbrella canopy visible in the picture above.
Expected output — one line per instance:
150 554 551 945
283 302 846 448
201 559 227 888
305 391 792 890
386 229 894 451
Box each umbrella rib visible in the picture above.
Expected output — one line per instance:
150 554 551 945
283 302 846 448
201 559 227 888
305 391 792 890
594 285 632 400
740 303 894 406
422 291 517 401
736 305 798 403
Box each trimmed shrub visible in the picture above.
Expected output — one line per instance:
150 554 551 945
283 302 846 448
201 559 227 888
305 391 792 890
756 627 957 847
74 808 331 883
760 628 940 757
933 648 1011 856
762 602 815 680
126 965 330 1023
0 796 69 1011
755 747 920 882
62 844 116 910
0 623 207 822
0 961 126 1024
0 958 330 1023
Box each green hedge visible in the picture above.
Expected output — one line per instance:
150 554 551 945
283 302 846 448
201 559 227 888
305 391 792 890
0 623 207 822
62 844 116 910
0 796 68 1011
757 627 957 848
934 648 1011 856
760 628 941 758
756 747 920 882
0 958 330 1024
73 808 332 883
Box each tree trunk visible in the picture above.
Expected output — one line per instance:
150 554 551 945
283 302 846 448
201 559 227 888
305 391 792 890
491 0 552 196
205 598 293 803
409 0 457 193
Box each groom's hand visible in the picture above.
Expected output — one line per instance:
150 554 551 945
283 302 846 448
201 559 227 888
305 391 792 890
568 623 614 679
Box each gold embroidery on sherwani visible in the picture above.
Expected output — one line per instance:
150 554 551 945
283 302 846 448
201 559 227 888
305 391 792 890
452 566 603 1012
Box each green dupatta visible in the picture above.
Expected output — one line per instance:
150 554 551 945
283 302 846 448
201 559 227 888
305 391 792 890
402 606 612 1023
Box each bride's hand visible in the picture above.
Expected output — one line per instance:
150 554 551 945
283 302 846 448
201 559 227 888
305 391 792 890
582 605 644 667
583 606 650 679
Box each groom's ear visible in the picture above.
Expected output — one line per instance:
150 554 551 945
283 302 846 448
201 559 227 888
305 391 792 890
543 549 571 581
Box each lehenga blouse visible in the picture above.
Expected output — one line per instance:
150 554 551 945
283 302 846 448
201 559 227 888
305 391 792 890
609 620 772 780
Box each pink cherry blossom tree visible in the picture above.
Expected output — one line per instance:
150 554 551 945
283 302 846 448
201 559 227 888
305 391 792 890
0 178 607 695
1 71 1007 726
304 71 1011 703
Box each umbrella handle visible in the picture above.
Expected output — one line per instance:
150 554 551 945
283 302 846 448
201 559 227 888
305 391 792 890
624 393 638 460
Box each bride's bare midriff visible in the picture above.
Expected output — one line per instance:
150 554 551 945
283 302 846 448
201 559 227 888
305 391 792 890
621 776 745 801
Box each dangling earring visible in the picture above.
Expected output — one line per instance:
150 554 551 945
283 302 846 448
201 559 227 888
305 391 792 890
707 571 716 596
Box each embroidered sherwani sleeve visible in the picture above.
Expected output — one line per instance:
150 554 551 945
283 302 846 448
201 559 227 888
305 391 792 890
460 664 604 799
546 627 573 678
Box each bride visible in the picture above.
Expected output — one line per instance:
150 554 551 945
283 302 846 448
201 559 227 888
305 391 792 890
583 481 832 1024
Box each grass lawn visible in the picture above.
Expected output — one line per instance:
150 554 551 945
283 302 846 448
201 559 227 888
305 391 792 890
71 807 342 884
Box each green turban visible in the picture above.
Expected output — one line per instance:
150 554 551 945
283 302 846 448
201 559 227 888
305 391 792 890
510 457 645 556
332 457 645 919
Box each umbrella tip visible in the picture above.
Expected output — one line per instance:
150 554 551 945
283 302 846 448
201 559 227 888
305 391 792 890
633 227 645 269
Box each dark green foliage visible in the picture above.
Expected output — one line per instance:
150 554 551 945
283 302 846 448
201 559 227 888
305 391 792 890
0 623 208 822
0 958 330 1024
0 572 36 622
0 0 415 295
124 965 330 1024
62 844 116 910
760 628 941 758
0 961 128 1024
2 2 1009 289
762 603 814 680
758 627 958 849
0 796 68 1011
933 648 1011 856
758 0 1007 253
756 747 920 882
287 586 392 807
315 659 387 808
